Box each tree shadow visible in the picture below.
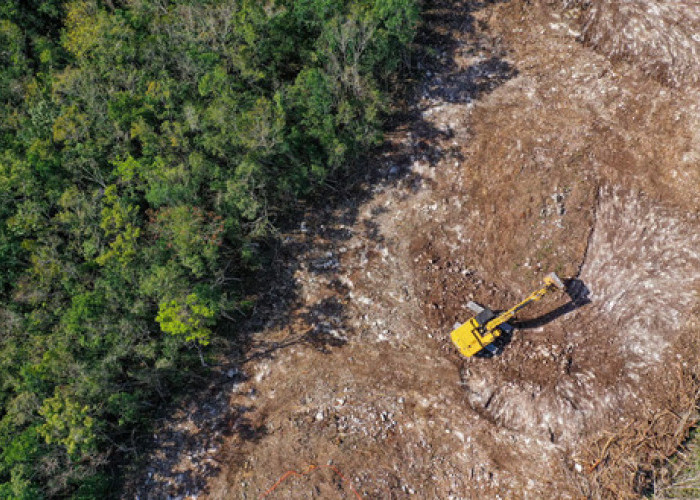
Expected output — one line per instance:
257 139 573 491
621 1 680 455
232 0 521 364
125 0 520 497
133 398 266 499
428 57 517 103
243 296 350 363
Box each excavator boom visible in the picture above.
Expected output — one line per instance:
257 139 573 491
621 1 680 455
450 272 565 357
485 272 564 331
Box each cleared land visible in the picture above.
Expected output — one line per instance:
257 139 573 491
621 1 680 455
127 1 700 498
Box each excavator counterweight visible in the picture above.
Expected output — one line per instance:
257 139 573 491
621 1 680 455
450 272 566 357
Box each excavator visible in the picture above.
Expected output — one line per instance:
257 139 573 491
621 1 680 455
450 272 566 357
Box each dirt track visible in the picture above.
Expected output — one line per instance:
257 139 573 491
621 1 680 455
128 1 700 498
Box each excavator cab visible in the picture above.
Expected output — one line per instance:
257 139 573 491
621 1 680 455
450 272 565 357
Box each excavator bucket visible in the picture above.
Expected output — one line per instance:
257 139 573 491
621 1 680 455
544 272 565 290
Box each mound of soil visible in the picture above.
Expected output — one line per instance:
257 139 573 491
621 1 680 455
126 1 700 498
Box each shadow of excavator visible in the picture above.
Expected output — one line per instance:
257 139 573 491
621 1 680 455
476 278 591 358
513 278 591 330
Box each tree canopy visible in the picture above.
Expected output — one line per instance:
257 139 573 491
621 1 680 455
0 0 418 496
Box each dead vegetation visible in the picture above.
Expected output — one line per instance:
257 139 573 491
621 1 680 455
582 0 700 88
655 426 700 499
582 320 700 497
542 0 700 88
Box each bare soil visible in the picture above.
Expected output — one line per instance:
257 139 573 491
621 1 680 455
126 1 700 498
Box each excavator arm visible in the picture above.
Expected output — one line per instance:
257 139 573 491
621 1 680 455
484 272 565 332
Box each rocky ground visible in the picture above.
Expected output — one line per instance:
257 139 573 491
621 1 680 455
125 1 700 498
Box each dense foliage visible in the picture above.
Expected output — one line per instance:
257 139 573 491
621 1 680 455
0 0 418 496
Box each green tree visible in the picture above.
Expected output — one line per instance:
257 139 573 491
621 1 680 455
0 0 419 495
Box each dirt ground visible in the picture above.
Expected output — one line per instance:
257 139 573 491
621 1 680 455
126 1 700 498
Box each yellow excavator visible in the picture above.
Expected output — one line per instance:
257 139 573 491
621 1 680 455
450 272 566 357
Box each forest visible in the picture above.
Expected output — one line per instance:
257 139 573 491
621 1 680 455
0 0 418 496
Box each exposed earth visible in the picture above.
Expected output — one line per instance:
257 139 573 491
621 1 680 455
126 1 700 498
